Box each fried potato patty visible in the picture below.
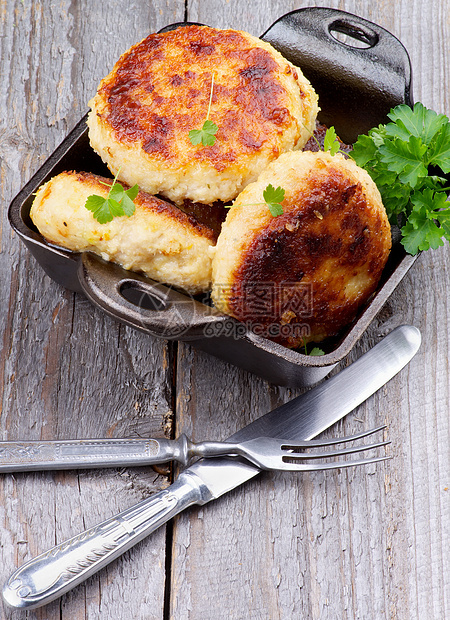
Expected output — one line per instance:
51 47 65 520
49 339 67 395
30 171 215 294
211 150 391 347
87 25 319 205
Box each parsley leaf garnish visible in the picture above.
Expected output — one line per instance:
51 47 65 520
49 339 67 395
229 126 339 218
400 188 450 253
189 73 219 147
226 183 286 217
263 184 285 216
85 170 139 224
386 103 448 145
378 135 428 187
351 102 450 254
189 119 219 146
309 346 325 356
428 123 450 172
301 339 325 356
323 126 340 155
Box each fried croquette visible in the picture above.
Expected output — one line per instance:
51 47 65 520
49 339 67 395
30 171 216 294
211 150 391 347
87 25 319 205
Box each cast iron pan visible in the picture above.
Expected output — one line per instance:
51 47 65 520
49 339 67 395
8 8 417 387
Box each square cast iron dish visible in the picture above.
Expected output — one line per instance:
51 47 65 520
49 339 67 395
9 8 418 387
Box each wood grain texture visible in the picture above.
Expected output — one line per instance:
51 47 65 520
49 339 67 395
171 2 450 620
0 1 184 619
0 1 448 619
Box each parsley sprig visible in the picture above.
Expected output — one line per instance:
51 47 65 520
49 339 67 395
263 184 285 216
230 126 340 218
300 338 325 356
308 346 325 356
84 170 139 224
189 73 219 147
227 183 286 217
323 126 341 155
351 102 450 254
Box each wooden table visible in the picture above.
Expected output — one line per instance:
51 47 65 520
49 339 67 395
0 1 448 618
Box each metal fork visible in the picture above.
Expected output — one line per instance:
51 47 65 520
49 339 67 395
184 425 390 471
0 426 389 473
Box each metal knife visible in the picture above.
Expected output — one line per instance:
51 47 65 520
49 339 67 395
2 325 421 610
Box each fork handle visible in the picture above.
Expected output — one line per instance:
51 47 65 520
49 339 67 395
0 436 191 471
2 470 212 609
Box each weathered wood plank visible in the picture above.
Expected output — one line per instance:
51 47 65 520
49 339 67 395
0 1 185 618
0 1 448 619
170 1 450 620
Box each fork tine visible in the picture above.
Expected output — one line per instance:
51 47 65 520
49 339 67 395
280 425 387 449
282 440 390 461
280 455 391 471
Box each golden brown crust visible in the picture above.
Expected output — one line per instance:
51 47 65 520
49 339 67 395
96 27 308 165
88 25 319 204
71 171 217 243
211 151 391 348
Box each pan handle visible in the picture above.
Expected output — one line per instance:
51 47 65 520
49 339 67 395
261 7 413 142
77 253 229 341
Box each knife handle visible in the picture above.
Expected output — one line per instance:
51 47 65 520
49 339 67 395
0 436 191 472
2 470 212 610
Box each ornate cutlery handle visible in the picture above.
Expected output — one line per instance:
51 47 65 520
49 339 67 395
2 470 212 609
0 436 191 471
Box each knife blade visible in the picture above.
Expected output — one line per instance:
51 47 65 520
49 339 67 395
2 325 421 610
